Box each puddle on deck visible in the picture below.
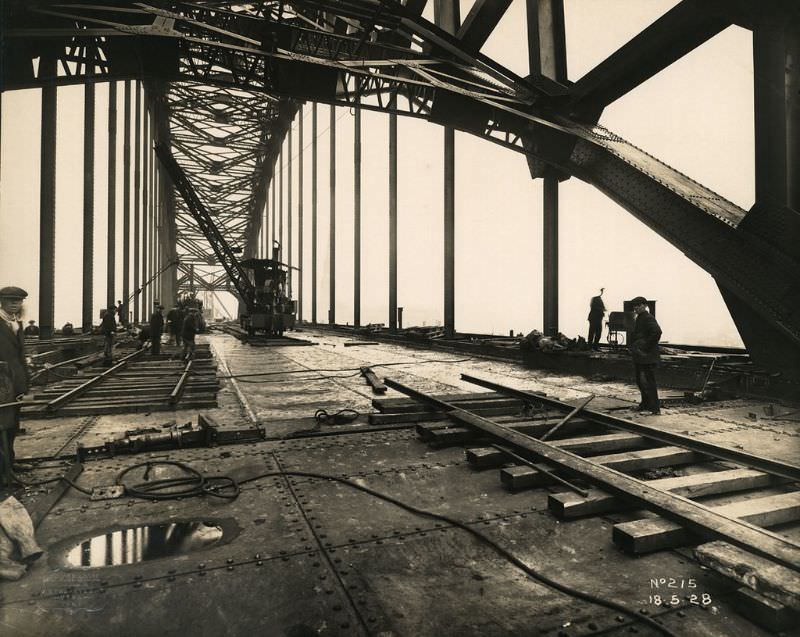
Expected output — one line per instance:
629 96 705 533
64 521 225 567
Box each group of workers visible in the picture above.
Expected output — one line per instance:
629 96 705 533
0 285 207 478
586 289 662 415
0 280 666 480
104 302 201 362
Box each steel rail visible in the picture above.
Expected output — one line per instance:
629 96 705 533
44 347 146 411
170 360 193 404
383 377 800 572
460 374 800 483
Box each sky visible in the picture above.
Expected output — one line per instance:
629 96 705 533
0 1 754 346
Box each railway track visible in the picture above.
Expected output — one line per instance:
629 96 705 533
374 375 800 626
23 344 219 416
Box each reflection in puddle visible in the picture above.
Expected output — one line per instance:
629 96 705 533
65 522 224 567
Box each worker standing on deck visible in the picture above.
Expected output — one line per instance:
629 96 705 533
101 306 117 364
150 305 164 355
587 288 606 350
629 296 662 415
23 321 38 336
181 309 198 361
115 300 126 327
0 287 30 475
167 305 183 346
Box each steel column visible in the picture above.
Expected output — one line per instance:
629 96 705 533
271 169 276 248
354 103 362 327
389 107 398 332
147 103 155 313
155 151 162 305
312 103 318 323
279 146 283 253
142 94 150 316
789 29 800 211
81 72 95 333
133 82 141 323
329 106 336 324
38 55 57 340
261 177 272 259
122 81 131 325
753 21 800 210
443 128 455 337
288 124 293 298
298 104 304 322
542 172 559 336
435 0 460 339
527 0 568 337
106 82 117 309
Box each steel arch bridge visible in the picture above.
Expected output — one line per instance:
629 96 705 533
1 0 798 374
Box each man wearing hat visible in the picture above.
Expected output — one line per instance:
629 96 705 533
587 287 606 350
0 286 30 473
629 297 662 414
100 305 117 363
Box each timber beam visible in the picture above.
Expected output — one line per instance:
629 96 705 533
383 376 800 572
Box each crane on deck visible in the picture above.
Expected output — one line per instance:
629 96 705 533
154 144 296 336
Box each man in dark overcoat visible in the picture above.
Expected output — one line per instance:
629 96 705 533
150 305 164 355
0 287 30 473
101 306 117 363
629 296 662 414
587 287 606 350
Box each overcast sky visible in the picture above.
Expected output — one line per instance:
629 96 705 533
0 1 754 346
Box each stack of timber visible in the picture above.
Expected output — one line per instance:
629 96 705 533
25 344 219 416
368 390 537 425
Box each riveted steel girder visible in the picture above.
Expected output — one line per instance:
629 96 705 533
2 1 798 372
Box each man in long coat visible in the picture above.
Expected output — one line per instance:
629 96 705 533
150 305 164 355
587 287 606 350
629 296 662 414
0 287 30 473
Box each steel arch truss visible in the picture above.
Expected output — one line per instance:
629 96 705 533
2 0 799 372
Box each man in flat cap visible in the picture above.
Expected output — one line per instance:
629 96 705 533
629 297 662 414
0 287 30 475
